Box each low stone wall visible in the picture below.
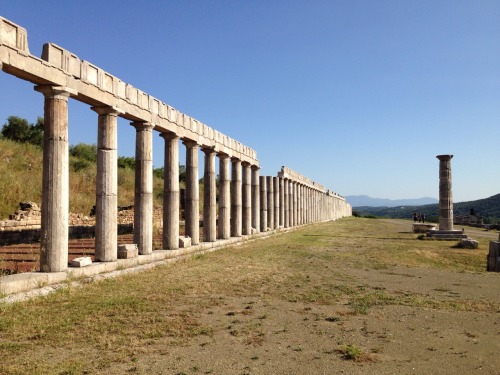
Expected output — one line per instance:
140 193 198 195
0 204 163 245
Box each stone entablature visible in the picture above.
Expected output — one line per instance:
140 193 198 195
0 17 257 165
278 166 325 191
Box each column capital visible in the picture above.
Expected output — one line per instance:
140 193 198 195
131 121 154 131
182 138 198 148
217 151 230 159
91 105 124 116
34 85 77 100
437 154 453 161
251 164 260 171
201 145 216 155
159 131 179 141
241 161 251 167
231 156 241 163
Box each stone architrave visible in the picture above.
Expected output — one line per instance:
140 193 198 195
161 132 180 250
35 85 76 272
92 106 121 262
133 122 154 255
203 147 217 242
184 140 199 245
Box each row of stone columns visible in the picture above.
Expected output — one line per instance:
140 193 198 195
35 84 350 273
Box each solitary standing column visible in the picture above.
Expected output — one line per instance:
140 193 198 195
267 176 274 230
218 153 231 239
231 158 242 237
203 147 217 242
35 85 74 272
273 176 280 229
242 162 252 235
92 106 120 262
279 177 285 227
260 176 267 231
251 166 260 233
161 132 180 250
437 154 454 231
133 122 154 255
184 140 200 245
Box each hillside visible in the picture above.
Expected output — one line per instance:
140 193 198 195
0 138 164 219
346 195 438 207
355 194 500 223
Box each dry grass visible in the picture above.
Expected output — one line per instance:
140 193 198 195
0 218 498 374
0 138 164 218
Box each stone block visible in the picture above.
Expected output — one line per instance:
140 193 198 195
118 244 138 259
459 238 479 249
179 236 191 248
251 228 258 235
487 241 500 272
70 256 92 268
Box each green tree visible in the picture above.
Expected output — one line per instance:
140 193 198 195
118 156 135 169
69 143 97 163
2 116 31 143
1 116 45 147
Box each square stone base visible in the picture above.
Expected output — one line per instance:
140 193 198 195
118 244 138 259
426 230 468 240
179 236 191 248
70 256 92 267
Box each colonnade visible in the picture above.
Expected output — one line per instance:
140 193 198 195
0 16 352 274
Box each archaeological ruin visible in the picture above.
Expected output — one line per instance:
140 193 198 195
0 16 352 296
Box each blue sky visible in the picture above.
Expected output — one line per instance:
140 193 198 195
0 1 499 202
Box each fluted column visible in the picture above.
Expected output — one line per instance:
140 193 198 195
203 147 217 242
251 166 260 233
260 176 267 232
279 177 285 227
288 180 293 227
92 106 120 262
292 182 298 227
218 153 230 239
274 177 280 229
184 140 199 245
161 132 179 250
267 176 274 230
284 179 289 228
35 85 74 272
133 122 154 255
231 158 242 237
242 162 252 235
437 154 454 231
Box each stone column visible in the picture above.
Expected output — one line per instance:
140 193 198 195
437 154 454 231
161 132 179 250
267 176 274 230
218 153 231 239
260 176 267 231
274 176 280 229
297 184 302 225
35 85 74 272
203 147 217 242
288 180 293 227
242 162 252 235
279 177 285 227
292 182 298 227
231 158 242 237
251 166 260 233
92 106 120 262
133 122 154 255
184 140 199 245
284 179 289 228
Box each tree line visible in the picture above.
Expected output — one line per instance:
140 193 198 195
1 116 187 182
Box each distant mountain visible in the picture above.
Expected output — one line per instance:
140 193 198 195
346 195 438 208
354 193 500 223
